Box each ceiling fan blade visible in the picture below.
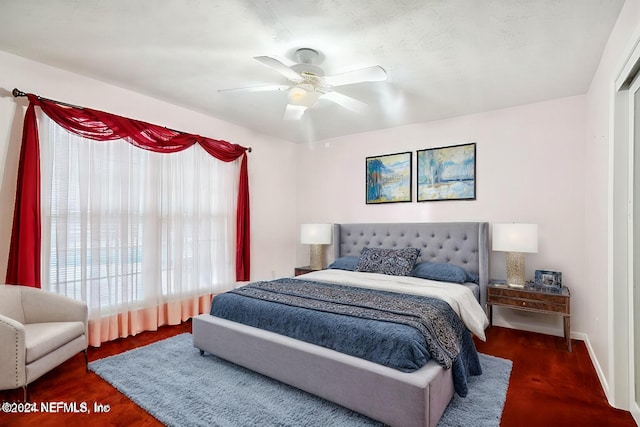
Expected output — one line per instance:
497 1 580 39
254 56 305 83
218 84 290 93
320 91 368 114
283 104 307 120
323 65 387 87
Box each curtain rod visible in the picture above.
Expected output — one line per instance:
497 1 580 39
12 88 252 153
13 88 85 109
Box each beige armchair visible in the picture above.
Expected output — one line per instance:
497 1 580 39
0 284 88 401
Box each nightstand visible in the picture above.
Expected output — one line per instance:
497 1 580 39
294 266 318 276
487 283 572 351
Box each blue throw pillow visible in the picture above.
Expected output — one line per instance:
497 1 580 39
355 247 420 276
327 256 360 271
411 261 478 284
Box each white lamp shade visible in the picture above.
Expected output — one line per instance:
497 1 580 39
492 223 538 253
300 223 333 245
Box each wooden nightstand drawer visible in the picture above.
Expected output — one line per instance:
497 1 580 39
487 287 570 314
488 295 568 313
488 287 568 305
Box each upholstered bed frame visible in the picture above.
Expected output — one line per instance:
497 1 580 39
193 222 489 427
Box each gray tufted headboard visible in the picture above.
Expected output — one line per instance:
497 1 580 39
332 222 489 307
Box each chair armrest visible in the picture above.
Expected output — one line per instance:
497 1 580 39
21 288 88 327
0 315 26 389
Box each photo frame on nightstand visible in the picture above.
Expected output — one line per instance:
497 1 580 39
535 270 562 288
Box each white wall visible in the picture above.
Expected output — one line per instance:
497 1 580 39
296 95 587 338
585 0 640 410
0 51 298 284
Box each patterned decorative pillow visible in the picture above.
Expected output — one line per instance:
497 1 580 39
327 256 360 271
355 247 420 276
411 261 478 284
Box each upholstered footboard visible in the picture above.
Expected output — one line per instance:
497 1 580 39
192 314 454 427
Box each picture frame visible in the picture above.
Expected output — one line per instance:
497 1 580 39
535 270 562 288
416 142 476 202
365 151 412 204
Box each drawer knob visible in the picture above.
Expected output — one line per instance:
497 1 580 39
522 302 526 306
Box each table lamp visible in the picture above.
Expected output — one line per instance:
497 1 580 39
300 224 333 270
492 223 538 288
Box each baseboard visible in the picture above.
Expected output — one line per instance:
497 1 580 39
575 332 613 407
491 316 566 338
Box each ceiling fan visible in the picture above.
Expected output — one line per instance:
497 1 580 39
219 48 387 120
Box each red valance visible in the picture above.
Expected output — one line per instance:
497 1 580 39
6 94 251 287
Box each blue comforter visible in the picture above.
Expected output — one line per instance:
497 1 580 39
210 278 481 396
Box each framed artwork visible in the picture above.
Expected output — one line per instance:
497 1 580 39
365 151 412 204
535 270 562 288
417 142 476 202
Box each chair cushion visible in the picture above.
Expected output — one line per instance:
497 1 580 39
24 322 86 364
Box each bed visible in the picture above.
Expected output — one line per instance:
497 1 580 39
192 222 489 427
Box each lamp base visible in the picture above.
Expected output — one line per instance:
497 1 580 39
506 252 526 288
309 244 324 271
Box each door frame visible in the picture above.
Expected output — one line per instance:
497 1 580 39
614 35 640 422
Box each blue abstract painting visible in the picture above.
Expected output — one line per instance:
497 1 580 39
366 152 412 204
417 143 476 201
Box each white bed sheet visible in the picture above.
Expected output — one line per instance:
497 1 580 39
299 269 489 341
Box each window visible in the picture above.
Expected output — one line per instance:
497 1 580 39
39 114 237 317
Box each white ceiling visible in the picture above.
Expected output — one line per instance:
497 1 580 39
0 0 625 143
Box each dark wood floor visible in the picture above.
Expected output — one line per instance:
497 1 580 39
475 327 636 427
1 321 636 427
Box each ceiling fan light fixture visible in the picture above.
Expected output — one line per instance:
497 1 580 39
288 85 321 108
223 49 381 120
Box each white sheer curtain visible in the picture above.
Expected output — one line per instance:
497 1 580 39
39 113 238 346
